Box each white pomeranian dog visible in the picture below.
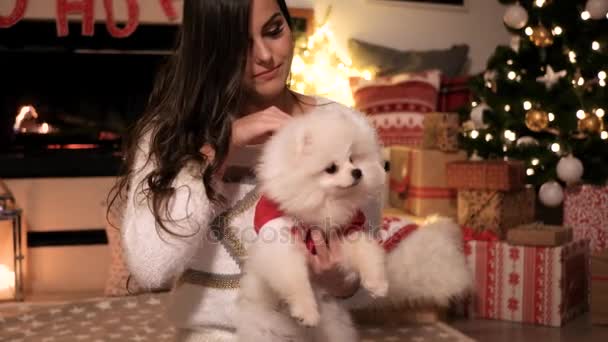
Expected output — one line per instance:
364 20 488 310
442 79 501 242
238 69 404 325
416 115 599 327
235 108 388 342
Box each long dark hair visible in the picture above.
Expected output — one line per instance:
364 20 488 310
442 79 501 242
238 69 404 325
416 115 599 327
107 0 294 236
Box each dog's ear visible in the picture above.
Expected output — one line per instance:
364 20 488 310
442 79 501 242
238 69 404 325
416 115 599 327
296 128 313 156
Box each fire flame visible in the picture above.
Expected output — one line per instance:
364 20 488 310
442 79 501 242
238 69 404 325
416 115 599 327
14 105 54 134
39 123 50 134
14 105 38 132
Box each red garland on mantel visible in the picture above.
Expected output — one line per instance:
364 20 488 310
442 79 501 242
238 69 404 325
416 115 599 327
103 0 139 38
159 0 178 21
56 0 95 36
1 0 178 37
0 0 28 28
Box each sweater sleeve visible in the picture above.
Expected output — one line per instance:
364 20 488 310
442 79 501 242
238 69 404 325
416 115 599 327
120 135 219 290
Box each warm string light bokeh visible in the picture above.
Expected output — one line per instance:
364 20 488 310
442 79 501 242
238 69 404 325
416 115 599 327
289 22 374 107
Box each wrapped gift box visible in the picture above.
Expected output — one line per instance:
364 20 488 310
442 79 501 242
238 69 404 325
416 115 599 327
446 160 526 191
591 250 608 325
389 147 466 218
507 223 573 247
464 239 589 327
564 185 608 253
421 112 460 152
457 188 536 238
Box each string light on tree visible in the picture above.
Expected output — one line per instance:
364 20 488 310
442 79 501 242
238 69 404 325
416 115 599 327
577 109 587 119
596 108 605 118
552 26 563 35
577 76 585 86
526 168 535 176
530 26 554 47
531 158 540 166
534 0 549 7
569 51 577 63
548 112 555 121
551 142 561 153
581 11 591 20
523 101 533 110
470 130 480 139
525 27 534 36
504 130 517 142
602 131 608 139
592 41 600 51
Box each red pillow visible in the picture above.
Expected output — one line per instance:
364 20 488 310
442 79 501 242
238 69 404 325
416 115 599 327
438 75 471 112
351 70 441 147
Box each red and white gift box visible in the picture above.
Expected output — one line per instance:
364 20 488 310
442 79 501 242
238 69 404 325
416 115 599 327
464 238 589 327
564 185 608 253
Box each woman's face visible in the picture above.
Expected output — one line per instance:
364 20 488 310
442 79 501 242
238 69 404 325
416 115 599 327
243 0 294 100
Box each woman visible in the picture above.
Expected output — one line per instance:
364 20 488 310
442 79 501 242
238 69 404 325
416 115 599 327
112 0 376 340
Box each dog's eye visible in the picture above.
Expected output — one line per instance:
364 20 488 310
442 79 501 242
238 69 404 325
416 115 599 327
325 163 338 174
349 156 354 163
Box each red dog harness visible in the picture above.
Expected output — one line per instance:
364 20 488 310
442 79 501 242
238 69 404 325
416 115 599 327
253 196 422 254
253 195 367 255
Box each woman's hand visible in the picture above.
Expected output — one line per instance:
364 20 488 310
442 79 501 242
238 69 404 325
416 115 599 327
200 106 291 173
231 106 292 147
296 229 361 299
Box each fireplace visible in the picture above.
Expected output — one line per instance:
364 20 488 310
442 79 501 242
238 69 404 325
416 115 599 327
0 20 178 178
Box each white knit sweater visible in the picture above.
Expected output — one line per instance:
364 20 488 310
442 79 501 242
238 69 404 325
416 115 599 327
121 100 379 331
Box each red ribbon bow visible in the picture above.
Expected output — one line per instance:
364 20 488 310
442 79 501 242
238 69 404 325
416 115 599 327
462 226 499 242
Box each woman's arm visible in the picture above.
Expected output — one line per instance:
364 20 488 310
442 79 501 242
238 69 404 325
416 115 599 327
121 136 218 290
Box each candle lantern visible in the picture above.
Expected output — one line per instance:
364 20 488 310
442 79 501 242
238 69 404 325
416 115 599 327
0 188 24 302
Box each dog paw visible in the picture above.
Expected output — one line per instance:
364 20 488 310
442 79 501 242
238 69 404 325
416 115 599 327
290 302 320 327
362 277 389 298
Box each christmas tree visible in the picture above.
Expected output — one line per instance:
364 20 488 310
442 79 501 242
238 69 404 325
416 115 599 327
461 0 608 206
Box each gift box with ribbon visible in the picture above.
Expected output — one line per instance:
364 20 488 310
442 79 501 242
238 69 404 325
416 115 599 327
591 249 608 325
446 160 526 191
421 112 460 152
462 227 590 327
506 223 573 247
388 146 466 218
457 187 536 238
564 184 608 253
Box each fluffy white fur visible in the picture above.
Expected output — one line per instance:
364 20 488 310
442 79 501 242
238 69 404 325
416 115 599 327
236 110 388 342
379 216 473 308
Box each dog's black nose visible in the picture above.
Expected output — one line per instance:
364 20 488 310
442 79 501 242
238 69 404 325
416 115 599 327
351 168 362 180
